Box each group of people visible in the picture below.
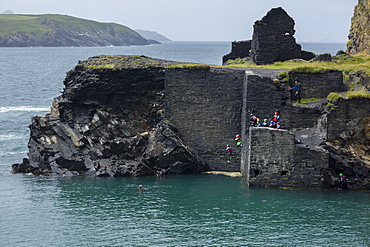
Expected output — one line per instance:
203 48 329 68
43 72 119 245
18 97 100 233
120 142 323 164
249 111 282 129
225 79 303 163
225 111 282 162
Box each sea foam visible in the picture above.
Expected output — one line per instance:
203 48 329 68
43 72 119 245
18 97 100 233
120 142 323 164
0 106 49 113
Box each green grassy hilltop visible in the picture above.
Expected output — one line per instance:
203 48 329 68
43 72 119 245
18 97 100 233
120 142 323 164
0 14 148 47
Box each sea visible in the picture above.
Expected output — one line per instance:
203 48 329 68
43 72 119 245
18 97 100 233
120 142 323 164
0 41 369 246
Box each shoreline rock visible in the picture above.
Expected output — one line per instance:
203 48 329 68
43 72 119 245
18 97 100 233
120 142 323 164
12 55 209 177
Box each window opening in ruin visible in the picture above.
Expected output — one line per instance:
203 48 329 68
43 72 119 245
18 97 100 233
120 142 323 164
254 169 260 176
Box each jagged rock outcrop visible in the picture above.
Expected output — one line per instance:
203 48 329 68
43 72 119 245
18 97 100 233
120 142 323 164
223 7 315 65
0 14 149 47
347 0 370 55
12 56 209 176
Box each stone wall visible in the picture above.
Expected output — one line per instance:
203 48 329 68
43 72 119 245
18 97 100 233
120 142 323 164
164 68 332 174
289 70 345 99
247 127 329 188
165 67 245 171
222 40 251 64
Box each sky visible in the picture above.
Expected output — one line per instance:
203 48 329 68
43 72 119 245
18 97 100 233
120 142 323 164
1 0 358 42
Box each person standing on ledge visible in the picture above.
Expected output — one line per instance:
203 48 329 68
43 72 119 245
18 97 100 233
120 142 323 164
290 79 301 103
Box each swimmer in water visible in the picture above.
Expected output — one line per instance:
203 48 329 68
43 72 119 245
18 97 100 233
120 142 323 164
138 185 146 191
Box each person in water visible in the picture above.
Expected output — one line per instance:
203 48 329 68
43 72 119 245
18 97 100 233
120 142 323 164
138 185 146 191
156 170 163 176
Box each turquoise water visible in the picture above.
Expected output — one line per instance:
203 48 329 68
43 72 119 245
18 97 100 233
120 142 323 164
1 174 369 246
2 41 368 246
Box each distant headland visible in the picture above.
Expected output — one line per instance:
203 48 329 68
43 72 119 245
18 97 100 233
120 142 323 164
0 13 169 47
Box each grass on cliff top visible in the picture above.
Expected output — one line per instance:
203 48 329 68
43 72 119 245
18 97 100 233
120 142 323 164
166 63 211 69
0 14 53 38
225 53 370 76
0 14 137 38
345 90 370 99
83 55 180 70
327 90 370 102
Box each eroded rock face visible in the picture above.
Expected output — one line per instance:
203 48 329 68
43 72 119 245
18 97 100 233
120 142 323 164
12 56 209 176
326 98 370 189
347 0 370 55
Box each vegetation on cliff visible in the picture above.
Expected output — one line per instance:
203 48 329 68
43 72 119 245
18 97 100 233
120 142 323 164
225 53 370 76
82 55 182 70
0 14 149 47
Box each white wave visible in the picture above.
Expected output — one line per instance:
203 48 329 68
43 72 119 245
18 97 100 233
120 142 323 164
0 134 23 141
0 150 27 156
0 106 50 113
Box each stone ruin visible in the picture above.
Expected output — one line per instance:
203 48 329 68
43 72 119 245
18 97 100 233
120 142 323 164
223 7 315 65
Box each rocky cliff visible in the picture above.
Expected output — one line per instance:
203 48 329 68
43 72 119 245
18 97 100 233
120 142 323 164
347 0 370 54
12 55 370 189
0 14 149 47
12 56 209 176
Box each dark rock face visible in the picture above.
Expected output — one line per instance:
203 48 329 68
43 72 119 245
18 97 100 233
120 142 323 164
250 7 302 65
222 7 315 65
326 98 370 190
12 56 209 176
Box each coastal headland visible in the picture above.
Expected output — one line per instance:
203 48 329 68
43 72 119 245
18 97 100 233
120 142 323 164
12 4 370 190
12 55 370 190
0 14 152 47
